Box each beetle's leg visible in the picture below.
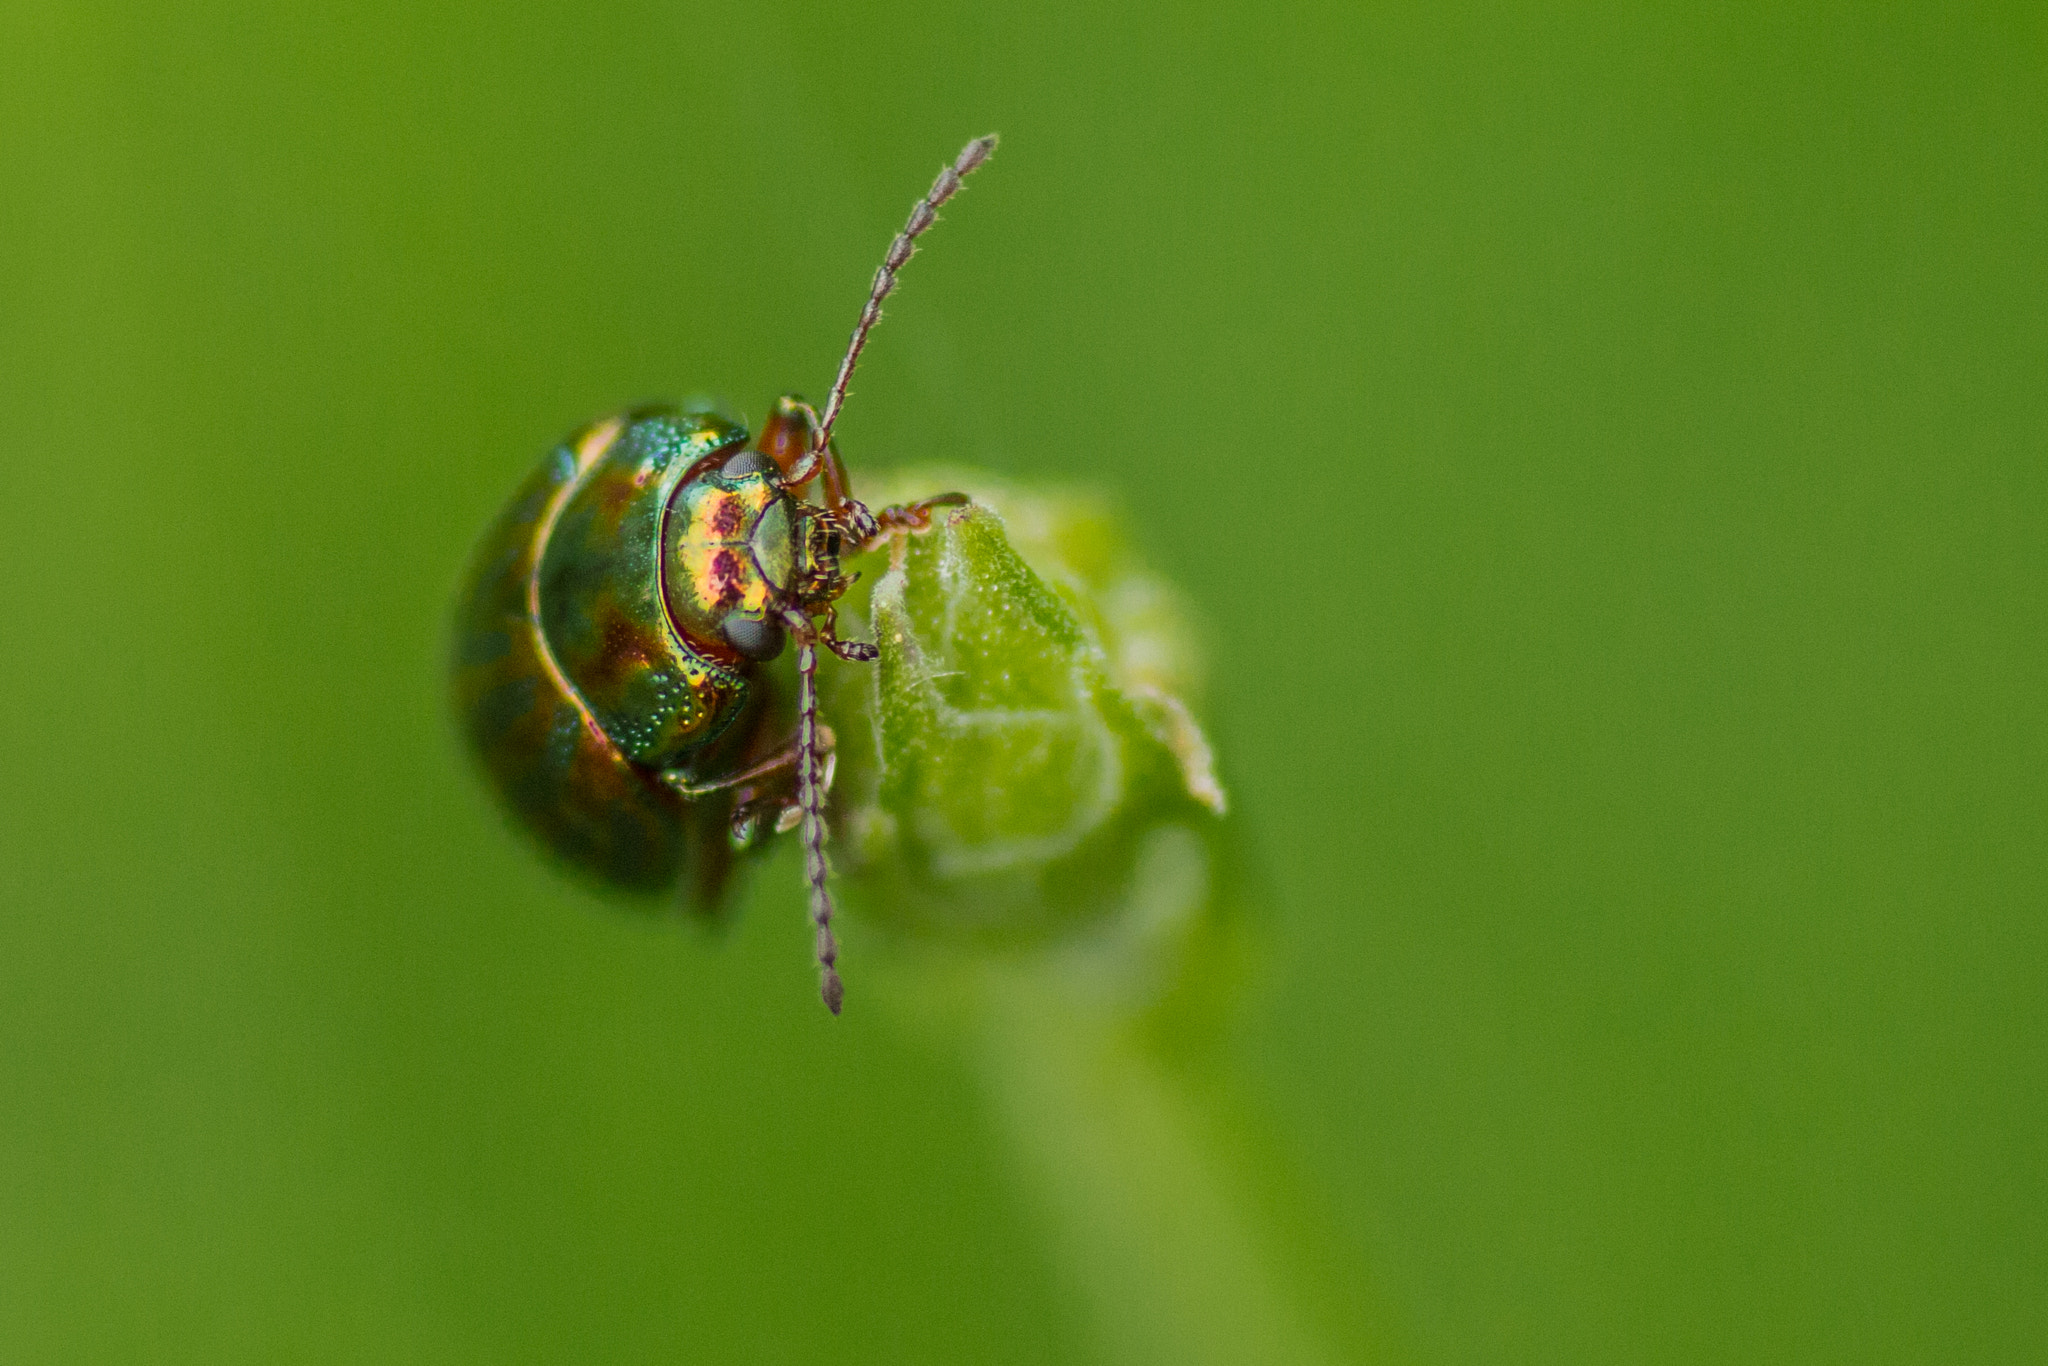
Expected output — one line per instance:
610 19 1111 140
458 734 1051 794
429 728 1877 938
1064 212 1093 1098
782 439 881 550
814 604 880 663
662 748 797 799
761 397 861 513
755 396 823 480
781 610 846 1015
663 724 836 798
857 492 971 554
725 785 768 846
788 441 856 512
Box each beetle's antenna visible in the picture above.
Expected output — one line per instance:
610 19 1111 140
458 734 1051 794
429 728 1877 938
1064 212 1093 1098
812 134 998 457
788 620 844 1014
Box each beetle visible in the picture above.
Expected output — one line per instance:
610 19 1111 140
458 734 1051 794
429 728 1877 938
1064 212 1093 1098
452 135 997 1014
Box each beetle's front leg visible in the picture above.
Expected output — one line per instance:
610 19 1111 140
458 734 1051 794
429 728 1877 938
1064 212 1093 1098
856 491 971 555
758 396 863 518
814 605 879 663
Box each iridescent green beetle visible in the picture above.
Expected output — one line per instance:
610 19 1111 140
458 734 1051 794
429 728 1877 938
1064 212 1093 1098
452 136 996 1014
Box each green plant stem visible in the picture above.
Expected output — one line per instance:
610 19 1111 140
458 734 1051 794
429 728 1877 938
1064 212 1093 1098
943 964 1378 1366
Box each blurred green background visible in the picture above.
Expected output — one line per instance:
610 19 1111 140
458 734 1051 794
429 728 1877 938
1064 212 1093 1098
3 2 2043 1361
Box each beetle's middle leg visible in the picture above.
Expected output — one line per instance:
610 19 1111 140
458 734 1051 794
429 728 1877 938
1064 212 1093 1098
660 723 836 801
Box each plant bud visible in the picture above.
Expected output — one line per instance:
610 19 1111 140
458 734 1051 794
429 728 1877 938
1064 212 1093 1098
823 472 1228 992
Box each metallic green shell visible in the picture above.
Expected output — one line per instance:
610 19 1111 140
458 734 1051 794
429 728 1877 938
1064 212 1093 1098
450 410 755 895
538 414 752 767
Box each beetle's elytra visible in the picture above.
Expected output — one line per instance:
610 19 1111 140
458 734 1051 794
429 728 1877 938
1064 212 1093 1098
452 136 997 1014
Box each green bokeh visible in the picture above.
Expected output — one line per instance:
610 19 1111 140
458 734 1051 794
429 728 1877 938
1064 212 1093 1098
2 3 2042 1362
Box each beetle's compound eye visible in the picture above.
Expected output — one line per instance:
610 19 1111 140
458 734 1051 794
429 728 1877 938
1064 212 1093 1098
722 614 786 662
721 449 774 481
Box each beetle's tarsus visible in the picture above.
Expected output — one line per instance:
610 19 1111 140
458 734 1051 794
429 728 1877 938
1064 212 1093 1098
815 603 881 662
